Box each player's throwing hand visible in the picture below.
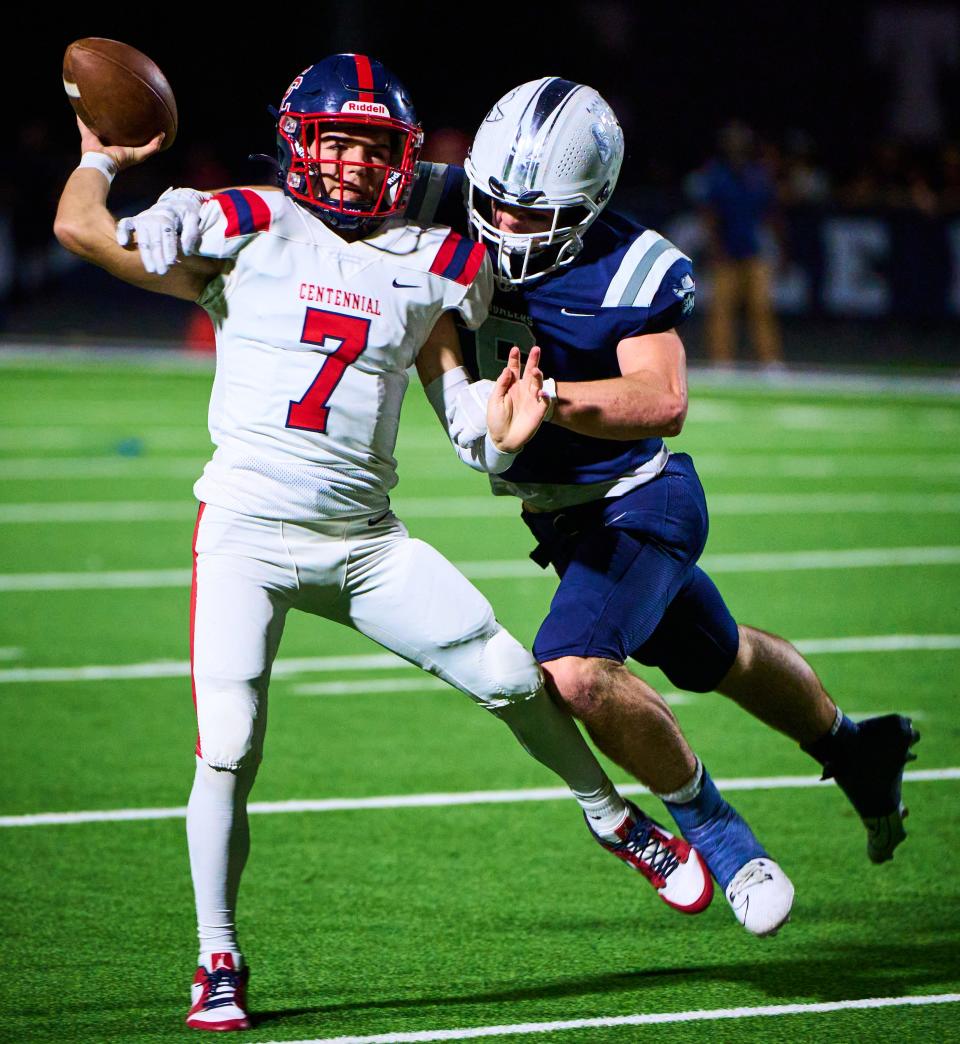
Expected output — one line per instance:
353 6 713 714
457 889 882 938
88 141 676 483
76 116 164 172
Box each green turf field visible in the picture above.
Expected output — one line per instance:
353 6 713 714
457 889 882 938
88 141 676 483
0 355 958 1043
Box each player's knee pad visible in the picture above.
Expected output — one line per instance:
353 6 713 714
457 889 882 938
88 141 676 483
472 626 543 711
194 678 265 770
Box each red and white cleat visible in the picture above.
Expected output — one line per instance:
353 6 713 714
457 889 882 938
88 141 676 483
588 800 714 913
185 952 250 1032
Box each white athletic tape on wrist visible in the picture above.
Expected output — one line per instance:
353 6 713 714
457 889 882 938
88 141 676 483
78 152 119 185
541 377 557 421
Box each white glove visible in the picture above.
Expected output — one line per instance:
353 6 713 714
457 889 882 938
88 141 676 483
116 187 208 275
446 379 495 448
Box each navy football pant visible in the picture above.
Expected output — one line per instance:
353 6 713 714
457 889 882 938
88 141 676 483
524 454 740 693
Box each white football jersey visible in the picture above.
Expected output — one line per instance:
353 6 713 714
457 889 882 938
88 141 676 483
192 189 491 520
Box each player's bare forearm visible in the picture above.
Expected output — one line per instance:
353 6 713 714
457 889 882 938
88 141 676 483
414 310 465 384
550 329 688 440
551 374 686 438
54 170 220 301
54 119 222 300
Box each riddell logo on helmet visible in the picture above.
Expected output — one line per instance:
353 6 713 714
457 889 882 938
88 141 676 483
341 101 390 116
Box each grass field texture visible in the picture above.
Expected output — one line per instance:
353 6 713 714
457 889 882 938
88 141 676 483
0 355 958 1043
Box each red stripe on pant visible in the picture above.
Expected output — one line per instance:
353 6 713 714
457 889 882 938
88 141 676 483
190 502 206 757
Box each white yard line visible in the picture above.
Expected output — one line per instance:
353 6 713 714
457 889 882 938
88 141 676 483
251 993 960 1044
794 634 960 653
4 492 960 524
0 653 405 684
286 678 696 704
1 768 957 828
0 457 204 480
2 453 960 483
290 677 453 696
2 545 959 593
3 346 958 395
0 634 956 686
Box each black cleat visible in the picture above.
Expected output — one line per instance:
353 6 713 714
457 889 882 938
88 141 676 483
823 714 920 864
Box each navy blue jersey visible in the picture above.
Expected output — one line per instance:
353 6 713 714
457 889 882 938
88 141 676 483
407 163 696 498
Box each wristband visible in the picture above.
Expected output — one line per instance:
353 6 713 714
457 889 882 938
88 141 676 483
540 377 557 421
78 152 119 185
482 437 519 474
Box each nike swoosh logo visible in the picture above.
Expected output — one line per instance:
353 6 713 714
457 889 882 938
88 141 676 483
560 308 596 317
392 279 420 289
367 510 391 526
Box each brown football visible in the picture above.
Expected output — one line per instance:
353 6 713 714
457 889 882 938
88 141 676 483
62 38 177 151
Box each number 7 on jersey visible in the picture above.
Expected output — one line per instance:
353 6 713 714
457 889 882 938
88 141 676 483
286 308 371 433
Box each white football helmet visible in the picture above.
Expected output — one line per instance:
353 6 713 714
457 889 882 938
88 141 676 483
464 77 624 289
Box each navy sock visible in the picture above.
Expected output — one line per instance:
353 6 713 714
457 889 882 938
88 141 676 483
802 711 859 771
663 768 766 889
662 768 724 835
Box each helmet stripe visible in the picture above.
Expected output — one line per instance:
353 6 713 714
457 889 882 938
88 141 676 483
353 54 375 102
502 78 582 188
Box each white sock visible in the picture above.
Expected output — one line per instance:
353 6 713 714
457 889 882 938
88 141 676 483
576 779 631 841
494 689 627 826
652 759 704 804
186 757 257 959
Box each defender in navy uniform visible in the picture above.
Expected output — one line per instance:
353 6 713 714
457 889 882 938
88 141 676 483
123 77 918 939
406 78 918 935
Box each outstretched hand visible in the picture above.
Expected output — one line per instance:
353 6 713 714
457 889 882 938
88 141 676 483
77 117 164 171
486 345 551 453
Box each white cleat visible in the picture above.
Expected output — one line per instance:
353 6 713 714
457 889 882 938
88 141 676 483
724 857 794 937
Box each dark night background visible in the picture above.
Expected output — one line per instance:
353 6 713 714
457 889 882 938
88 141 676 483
4 2 960 362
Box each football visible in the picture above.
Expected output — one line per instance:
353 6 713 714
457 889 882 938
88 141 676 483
62 38 177 151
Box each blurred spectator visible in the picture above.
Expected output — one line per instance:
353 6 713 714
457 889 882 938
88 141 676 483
779 130 831 206
868 4 959 146
839 141 940 214
690 121 783 368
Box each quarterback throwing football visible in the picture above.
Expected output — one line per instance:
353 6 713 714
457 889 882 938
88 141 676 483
55 57 720 1031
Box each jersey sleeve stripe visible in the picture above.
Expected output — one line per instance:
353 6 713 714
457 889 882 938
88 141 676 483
601 229 662 307
456 241 487 286
429 229 463 278
457 239 488 283
445 236 477 284
213 191 241 238
618 238 675 306
420 164 450 225
214 189 272 238
407 163 448 224
632 248 688 307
